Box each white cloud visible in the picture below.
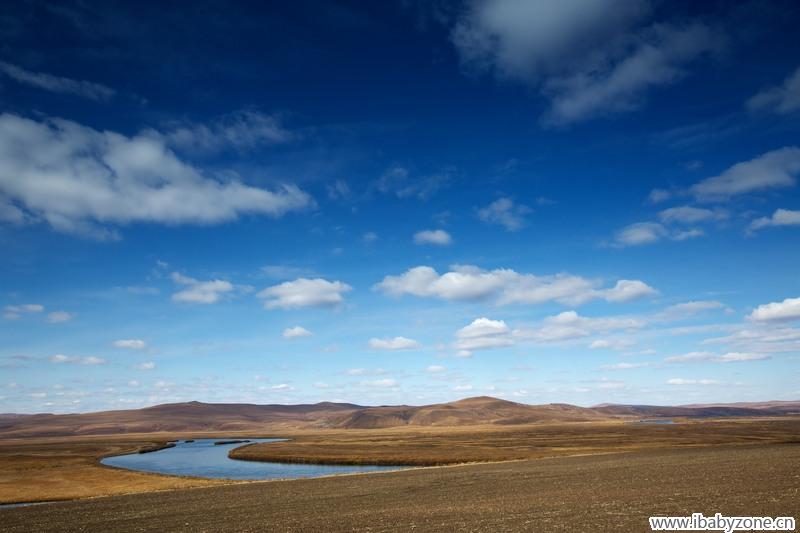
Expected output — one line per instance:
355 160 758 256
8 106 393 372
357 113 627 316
659 300 726 319
613 222 666 246
158 110 292 154
611 221 705 247
589 338 635 351
450 1 718 124
375 165 451 201
748 297 800 323
362 231 378 244
426 365 446 373
657 206 726 224
50 354 106 365
604 280 658 302
113 339 148 350
523 310 645 343
703 327 800 354
477 198 531 231
690 147 800 201
0 61 115 101
171 272 235 304
747 66 800 115
270 383 294 391
413 229 453 246
347 368 387 376
665 351 769 363
664 351 716 363
667 378 718 385
361 378 398 388
542 23 719 125
3 303 44 320
715 352 770 363
749 209 800 232
258 278 352 309
283 326 313 339
368 337 422 350
600 362 650 370
46 311 74 323
375 265 656 306
0 113 312 238
134 362 155 371
455 317 514 351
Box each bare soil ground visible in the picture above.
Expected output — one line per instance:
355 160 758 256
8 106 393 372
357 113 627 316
1 444 798 532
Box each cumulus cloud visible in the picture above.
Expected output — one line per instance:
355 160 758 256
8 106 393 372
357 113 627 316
690 147 800 201
455 317 514 351
426 365 446 373
748 209 800 232
413 229 453 246
0 61 115 101
3 304 44 320
283 326 313 339
46 311 74 323
258 278 352 309
0 113 312 238
171 272 235 304
747 66 800 115
368 337 422 350
113 339 148 350
748 297 800 323
375 265 656 306
477 197 531 231
450 0 719 124
158 110 292 154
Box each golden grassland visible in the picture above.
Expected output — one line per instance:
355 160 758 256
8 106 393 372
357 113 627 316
0 418 798 505
0 434 230 504
230 417 800 465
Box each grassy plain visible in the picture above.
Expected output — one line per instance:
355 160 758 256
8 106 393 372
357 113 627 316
0 434 229 504
231 418 800 465
0 418 797 506
2 443 798 532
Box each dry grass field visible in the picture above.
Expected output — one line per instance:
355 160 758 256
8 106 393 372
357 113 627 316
0 434 228 504
0 417 798 506
1 443 798 532
231 418 800 466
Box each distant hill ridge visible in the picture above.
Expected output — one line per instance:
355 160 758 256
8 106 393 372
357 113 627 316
0 396 797 438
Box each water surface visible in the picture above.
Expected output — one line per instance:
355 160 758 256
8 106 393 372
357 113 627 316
101 438 405 480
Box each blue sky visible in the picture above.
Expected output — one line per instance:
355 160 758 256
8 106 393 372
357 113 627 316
1 0 799 413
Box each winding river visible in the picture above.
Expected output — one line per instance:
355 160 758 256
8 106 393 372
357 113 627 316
101 438 404 480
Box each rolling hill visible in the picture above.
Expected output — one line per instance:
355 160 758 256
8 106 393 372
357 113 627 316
0 396 796 438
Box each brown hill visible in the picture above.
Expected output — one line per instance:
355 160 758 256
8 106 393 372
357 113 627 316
0 396 796 438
